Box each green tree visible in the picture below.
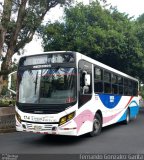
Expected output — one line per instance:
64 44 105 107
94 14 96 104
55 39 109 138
133 13 144 81
136 13 144 24
41 2 144 82
0 0 72 94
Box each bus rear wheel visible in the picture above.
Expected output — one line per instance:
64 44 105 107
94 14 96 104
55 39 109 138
124 109 130 124
89 113 102 137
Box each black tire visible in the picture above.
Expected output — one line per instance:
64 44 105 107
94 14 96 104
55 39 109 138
124 109 130 124
89 113 102 137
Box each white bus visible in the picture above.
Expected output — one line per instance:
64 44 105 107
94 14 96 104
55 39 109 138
13 51 139 136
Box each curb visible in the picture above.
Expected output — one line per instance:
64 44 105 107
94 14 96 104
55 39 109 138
0 128 16 133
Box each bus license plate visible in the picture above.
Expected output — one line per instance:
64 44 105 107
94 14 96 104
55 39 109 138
34 125 42 131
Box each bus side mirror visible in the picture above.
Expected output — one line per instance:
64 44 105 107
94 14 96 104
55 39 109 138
8 71 17 95
84 74 91 86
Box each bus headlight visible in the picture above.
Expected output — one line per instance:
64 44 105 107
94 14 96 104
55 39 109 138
59 112 75 126
15 112 21 123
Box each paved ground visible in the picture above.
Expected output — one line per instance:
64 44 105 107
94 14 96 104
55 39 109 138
0 108 143 154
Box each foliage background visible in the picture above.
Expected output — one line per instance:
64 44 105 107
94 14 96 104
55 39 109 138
41 1 144 85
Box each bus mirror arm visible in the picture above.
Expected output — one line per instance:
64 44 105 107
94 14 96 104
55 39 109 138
8 71 17 95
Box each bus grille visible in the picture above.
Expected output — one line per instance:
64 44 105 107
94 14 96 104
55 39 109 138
26 123 57 131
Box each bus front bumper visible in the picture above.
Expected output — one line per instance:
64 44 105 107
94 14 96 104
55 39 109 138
16 120 78 136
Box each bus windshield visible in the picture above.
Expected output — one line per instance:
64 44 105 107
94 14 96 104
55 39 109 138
18 67 76 104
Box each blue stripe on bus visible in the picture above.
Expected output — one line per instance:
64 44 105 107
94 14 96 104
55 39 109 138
130 106 139 118
99 94 122 109
118 110 127 122
129 101 139 118
118 101 139 122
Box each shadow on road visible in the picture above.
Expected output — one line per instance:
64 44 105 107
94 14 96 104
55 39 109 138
25 134 89 146
24 123 126 146
101 122 123 134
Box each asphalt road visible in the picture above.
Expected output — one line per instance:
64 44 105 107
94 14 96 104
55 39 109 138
0 109 144 154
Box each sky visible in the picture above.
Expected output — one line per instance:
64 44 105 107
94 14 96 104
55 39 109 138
107 0 144 18
0 0 144 60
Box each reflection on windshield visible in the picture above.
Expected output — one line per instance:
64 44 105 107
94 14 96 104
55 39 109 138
18 68 76 104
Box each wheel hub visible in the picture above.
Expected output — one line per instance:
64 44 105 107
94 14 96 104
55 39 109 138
94 119 100 132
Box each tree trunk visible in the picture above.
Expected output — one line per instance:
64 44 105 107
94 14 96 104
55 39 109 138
0 0 13 57
0 75 4 95
1 48 13 70
0 28 6 57
0 75 7 96
0 48 13 95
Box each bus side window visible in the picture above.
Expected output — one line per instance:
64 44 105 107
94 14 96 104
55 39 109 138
104 83 111 93
119 86 123 95
118 76 123 85
124 87 129 95
95 82 103 93
111 74 118 94
128 80 133 95
118 76 123 95
103 71 111 94
133 81 138 96
124 78 129 96
94 67 103 93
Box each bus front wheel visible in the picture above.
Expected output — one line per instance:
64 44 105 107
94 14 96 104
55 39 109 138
89 113 102 137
